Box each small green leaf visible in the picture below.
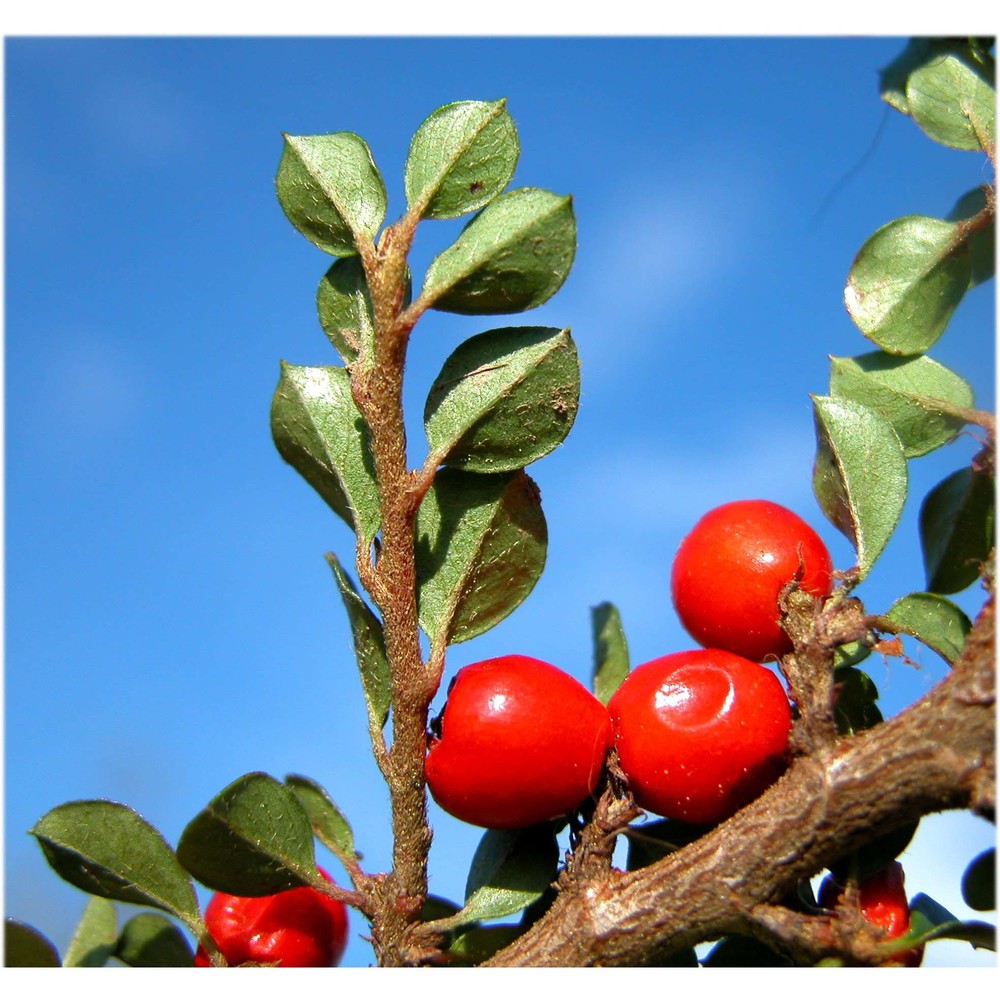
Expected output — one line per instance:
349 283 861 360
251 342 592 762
920 466 995 594
316 256 373 363
31 801 200 925
176 772 317 896
271 362 380 544
812 395 908 580
833 666 883 736
4 919 60 967
883 592 972 665
416 468 547 646
114 913 195 967
625 818 707 871
844 215 972 355
325 553 391 735
285 773 358 862
828 352 974 458
405 99 519 220
907 51 995 152
900 894 996 951
880 38 939 114
591 602 630 705
421 187 576 315
448 924 524 965
962 849 996 912
832 639 872 670
64 896 117 967
276 132 387 257
947 187 995 287
459 826 559 924
424 326 580 472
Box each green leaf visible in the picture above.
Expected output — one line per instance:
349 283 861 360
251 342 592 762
812 395 908 580
4 919 60 967
276 132 386 257
114 913 195 967
830 822 919 883
30 801 200 925
424 326 580 472
828 352 974 458
325 552 391 735
833 666 883 735
64 896 117 967
625 818 708 871
880 38 940 114
459 826 559 924
832 639 872 670
405 99 519 220
176 772 317 896
844 215 972 355
702 935 792 967
920 466 995 594
421 187 576 315
316 256 373 363
962 849 996 912
271 362 380 544
285 773 358 862
947 187 995 288
416 468 547 646
883 592 972 665
447 924 524 965
907 51 995 152
591 602 630 705
900 894 996 951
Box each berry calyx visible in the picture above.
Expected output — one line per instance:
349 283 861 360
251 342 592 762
608 648 792 824
425 654 614 829
194 868 349 967
819 861 924 967
671 499 834 662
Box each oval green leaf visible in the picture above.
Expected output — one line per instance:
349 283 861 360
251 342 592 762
833 666 884 736
947 187 995 288
271 362 380 544
4 919 61 967
114 913 195 968
405 99 519 220
30 800 200 925
176 772 317 896
811 395 908 580
448 924 524 966
828 351 973 458
415 468 547 645
962 849 996 912
276 132 387 257
844 215 972 355
906 51 995 153
421 187 576 315
883 592 972 665
424 326 580 472
285 772 358 862
325 552 391 736
897 894 996 952
316 256 373 362
64 896 117 967
459 826 559 924
920 466 995 594
591 601 630 705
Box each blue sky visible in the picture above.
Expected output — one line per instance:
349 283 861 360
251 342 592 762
4 35 996 968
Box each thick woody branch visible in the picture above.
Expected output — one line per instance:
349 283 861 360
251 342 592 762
486 591 995 967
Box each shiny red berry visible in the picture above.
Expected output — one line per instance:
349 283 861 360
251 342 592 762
671 499 834 662
819 861 923 967
194 868 349 967
425 655 614 829
608 648 791 824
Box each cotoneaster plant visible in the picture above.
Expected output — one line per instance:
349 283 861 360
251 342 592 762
671 499 834 662
425 655 614 829
608 648 792 825
195 869 349 968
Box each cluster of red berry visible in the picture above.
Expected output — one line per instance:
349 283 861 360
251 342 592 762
426 499 832 829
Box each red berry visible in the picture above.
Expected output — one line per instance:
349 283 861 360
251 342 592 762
608 648 791 824
425 655 614 829
671 499 834 662
194 868 349 967
819 862 923 967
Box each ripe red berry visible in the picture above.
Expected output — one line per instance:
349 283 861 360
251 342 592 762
425 655 614 829
608 648 791 824
671 499 834 662
194 868 349 967
819 861 923 967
